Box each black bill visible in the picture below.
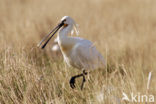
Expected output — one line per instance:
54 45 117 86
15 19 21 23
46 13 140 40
37 22 64 49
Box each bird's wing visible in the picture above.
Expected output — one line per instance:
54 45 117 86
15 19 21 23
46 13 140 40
73 39 105 70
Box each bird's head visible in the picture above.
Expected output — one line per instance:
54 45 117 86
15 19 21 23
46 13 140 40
60 16 75 27
61 16 79 35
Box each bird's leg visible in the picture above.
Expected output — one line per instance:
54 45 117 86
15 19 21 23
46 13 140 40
70 70 87 89
80 74 86 90
80 70 87 90
70 73 83 89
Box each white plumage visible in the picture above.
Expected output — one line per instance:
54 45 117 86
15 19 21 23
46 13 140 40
58 16 105 71
59 36 105 70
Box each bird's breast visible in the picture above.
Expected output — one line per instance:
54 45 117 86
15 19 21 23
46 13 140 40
59 42 74 55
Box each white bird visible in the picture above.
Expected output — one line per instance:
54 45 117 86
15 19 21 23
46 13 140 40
38 16 105 89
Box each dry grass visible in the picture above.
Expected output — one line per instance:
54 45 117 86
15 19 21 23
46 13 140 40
0 0 156 103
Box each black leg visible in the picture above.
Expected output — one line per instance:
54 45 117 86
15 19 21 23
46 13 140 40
80 74 86 90
69 70 87 89
70 76 76 89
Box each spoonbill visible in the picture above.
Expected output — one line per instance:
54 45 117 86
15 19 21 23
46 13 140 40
38 16 105 89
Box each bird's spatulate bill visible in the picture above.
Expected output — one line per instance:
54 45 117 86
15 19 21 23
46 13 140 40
37 25 59 48
37 22 64 49
41 26 60 49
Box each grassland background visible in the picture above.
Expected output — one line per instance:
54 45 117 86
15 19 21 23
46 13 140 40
0 0 156 104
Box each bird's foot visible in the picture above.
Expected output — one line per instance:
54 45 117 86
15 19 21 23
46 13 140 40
70 77 76 89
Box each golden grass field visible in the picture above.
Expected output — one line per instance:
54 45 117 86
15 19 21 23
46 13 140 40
0 0 156 103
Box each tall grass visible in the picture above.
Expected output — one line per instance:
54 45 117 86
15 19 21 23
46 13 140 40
0 0 156 103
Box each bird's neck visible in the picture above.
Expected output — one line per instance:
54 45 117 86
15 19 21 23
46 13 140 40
58 25 75 54
58 25 73 41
